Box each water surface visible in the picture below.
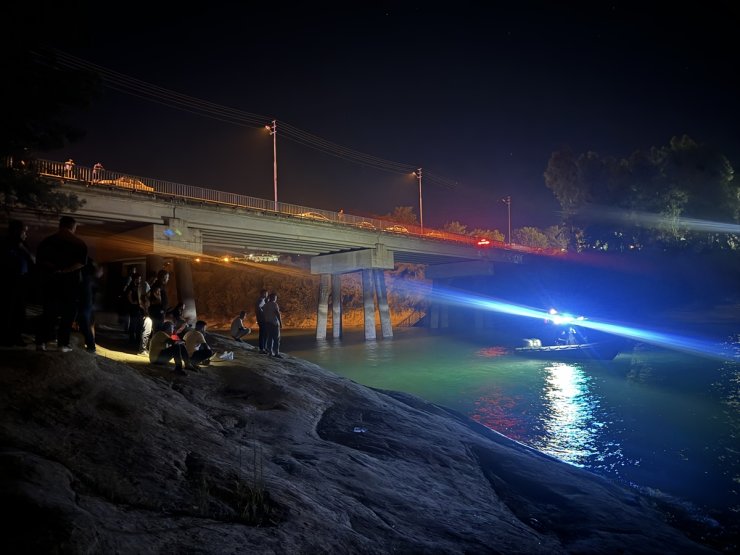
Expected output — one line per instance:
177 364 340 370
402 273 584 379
285 326 740 522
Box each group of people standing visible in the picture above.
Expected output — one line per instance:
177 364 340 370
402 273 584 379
233 289 283 358
2 215 286 370
1 216 101 354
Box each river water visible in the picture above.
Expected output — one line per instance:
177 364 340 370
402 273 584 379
285 323 740 527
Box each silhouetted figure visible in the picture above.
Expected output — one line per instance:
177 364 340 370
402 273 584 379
148 269 170 331
77 257 103 353
63 158 75 178
1 220 35 346
263 292 283 358
119 265 139 332
92 162 103 183
166 301 186 323
125 273 145 349
254 289 268 353
35 216 88 352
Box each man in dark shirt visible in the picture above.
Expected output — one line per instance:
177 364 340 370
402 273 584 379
148 269 170 332
35 216 88 352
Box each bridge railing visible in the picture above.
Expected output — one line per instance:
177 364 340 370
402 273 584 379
14 157 557 255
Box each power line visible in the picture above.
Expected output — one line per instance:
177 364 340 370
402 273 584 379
52 50 460 188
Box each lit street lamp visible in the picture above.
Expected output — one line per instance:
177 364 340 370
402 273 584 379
501 195 511 244
265 120 278 210
413 168 423 233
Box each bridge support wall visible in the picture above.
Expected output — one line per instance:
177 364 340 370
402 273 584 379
312 247 395 341
425 261 495 331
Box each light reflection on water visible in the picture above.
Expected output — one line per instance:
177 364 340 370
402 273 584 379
287 327 740 517
533 363 601 464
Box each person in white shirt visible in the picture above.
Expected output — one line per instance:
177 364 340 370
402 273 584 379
184 320 213 368
230 310 251 342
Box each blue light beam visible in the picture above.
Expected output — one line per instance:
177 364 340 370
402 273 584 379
401 280 737 361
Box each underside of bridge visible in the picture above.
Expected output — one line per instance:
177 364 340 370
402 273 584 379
9 203 513 341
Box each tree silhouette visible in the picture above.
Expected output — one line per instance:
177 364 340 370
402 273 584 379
1 44 100 214
544 136 740 251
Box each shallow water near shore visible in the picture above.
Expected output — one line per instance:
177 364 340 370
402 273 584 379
284 323 740 524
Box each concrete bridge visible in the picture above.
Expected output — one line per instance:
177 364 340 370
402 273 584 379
11 159 549 339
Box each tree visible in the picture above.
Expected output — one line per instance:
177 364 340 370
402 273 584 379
1 47 100 215
470 228 505 243
543 225 569 251
443 221 467 234
544 136 740 251
513 227 549 249
383 206 417 225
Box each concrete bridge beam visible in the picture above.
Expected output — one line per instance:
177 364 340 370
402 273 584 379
310 245 394 275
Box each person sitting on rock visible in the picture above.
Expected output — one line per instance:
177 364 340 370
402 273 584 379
149 321 193 375
184 320 214 368
230 310 251 342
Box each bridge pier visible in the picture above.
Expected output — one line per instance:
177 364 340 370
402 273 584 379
316 274 331 340
374 269 393 338
311 245 394 341
332 274 342 338
361 270 376 340
425 260 495 331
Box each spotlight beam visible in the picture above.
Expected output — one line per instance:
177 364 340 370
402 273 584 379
397 281 737 361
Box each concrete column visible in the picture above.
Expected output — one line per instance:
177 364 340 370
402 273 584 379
361 269 376 340
331 274 342 338
430 304 440 329
316 273 330 340
173 258 197 322
440 304 450 328
374 269 393 338
429 279 440 329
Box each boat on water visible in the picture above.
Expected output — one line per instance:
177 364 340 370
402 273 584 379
514 338 625 361
512 308 627 361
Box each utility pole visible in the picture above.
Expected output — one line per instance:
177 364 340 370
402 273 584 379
414 168 423 233
265 120 278 211
501 195 511 244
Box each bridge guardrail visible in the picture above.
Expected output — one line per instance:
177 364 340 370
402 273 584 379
7 157 557 256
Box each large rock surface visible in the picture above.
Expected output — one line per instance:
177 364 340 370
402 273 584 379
0 333 718 554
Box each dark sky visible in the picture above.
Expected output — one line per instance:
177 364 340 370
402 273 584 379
38 2 740 231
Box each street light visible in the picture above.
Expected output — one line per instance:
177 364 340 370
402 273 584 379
413 168 423 233
501 195 511 244
265 120 278 211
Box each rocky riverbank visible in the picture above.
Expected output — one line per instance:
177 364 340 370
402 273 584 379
0 328 723 554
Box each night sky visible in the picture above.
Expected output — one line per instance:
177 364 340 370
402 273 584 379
39 2 740 231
